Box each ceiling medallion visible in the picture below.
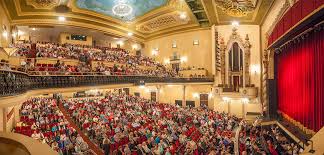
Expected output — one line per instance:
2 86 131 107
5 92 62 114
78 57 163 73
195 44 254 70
215 0 255 17
112 0 134 20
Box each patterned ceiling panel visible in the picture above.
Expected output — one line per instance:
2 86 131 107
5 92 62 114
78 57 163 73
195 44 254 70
26 0 60 9
136 11 189 33
76 0 168 21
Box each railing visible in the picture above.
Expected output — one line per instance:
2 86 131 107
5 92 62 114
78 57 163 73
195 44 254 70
0 69 214 97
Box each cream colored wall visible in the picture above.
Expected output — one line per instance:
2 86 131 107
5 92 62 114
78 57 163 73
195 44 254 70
143 29 212 74
213 25 262 117
128 84 214 108
214 98 261 117
59 33 93 46
0 2 11 48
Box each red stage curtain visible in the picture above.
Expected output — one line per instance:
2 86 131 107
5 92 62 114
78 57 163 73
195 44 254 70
277 29 324 132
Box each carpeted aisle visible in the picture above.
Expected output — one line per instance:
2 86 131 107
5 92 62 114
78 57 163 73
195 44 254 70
58 103 104 155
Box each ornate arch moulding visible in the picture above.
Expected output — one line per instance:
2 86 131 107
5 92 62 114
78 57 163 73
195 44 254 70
215 27 257 100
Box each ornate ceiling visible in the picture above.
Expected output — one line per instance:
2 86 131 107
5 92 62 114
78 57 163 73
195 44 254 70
203 0 274 24
76 0 168 21
1 0 274 42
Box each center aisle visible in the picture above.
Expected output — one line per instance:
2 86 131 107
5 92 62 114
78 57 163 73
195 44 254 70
58 102 104 155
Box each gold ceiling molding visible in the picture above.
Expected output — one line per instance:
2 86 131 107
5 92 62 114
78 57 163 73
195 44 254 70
210 0 273 25
12 0 145 39
3 0 204 42
26 0 59 9
136 11 190 33
146 26 208 41
214 0 256 17
10 18 146 42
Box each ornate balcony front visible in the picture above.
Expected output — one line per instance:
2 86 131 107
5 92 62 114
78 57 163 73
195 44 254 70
0 70 214 97
214 86 258 99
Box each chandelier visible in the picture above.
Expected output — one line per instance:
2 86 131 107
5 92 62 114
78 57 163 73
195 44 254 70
112 0 134 20
214 0 255 17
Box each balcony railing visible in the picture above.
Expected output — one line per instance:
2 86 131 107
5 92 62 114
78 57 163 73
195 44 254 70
0 69 214 97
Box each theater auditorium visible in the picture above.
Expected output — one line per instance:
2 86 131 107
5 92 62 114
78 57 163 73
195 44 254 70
0 0 323 154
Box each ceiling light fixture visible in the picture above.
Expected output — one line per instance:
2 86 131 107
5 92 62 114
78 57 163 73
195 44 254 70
58 16 66 21
112 0 133 19
179 12 187 19
2 31 8 38
127 32 133 36
32 28 36 31
231 21 239 27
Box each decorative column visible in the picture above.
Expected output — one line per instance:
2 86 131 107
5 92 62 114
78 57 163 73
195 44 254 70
227 100 231 114
243 34 251 87
262 50 270 117
182 85 186 107
242 102 246 119
215 30 222 85
2 108 7 132
156 85 160 102
219 38 227 85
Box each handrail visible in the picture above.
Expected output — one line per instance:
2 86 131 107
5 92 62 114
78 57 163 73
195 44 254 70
0 70 214 97
306 139 315 153
234 124 242 155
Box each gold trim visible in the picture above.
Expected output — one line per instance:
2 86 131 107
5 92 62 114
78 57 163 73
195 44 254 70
5 0 202 41
212 0 260 24
146 26 210 41
0 0 12 22
279 111 316 135
267 4 324 49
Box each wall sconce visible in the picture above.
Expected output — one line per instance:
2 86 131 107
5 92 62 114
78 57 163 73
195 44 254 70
250 64 260 74
193 39 199 45
193 93 199 98
117 40 124 46
132 44 138 50
180 56 187 63
231 21 239 27
152 49 158 56
2 31 8 39
208 92 213 98
172 41 177 48
12 32 17 38
222 97 231 102
164 58 170 64
241 98 249 104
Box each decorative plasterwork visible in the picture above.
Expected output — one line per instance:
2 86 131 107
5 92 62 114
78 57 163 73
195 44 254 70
136 11 190 33
220 28 252 86
26 0 60 9
214 0 256 17
3 0 201 41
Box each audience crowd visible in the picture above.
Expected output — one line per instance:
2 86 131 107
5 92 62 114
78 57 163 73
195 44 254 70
238 120 303 155
63 93 239 155
11 42 178 77
13 42 160 66
12 95 302 155
14 98 92 155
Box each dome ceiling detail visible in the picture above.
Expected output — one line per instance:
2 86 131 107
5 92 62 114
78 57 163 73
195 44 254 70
76 0 168 21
